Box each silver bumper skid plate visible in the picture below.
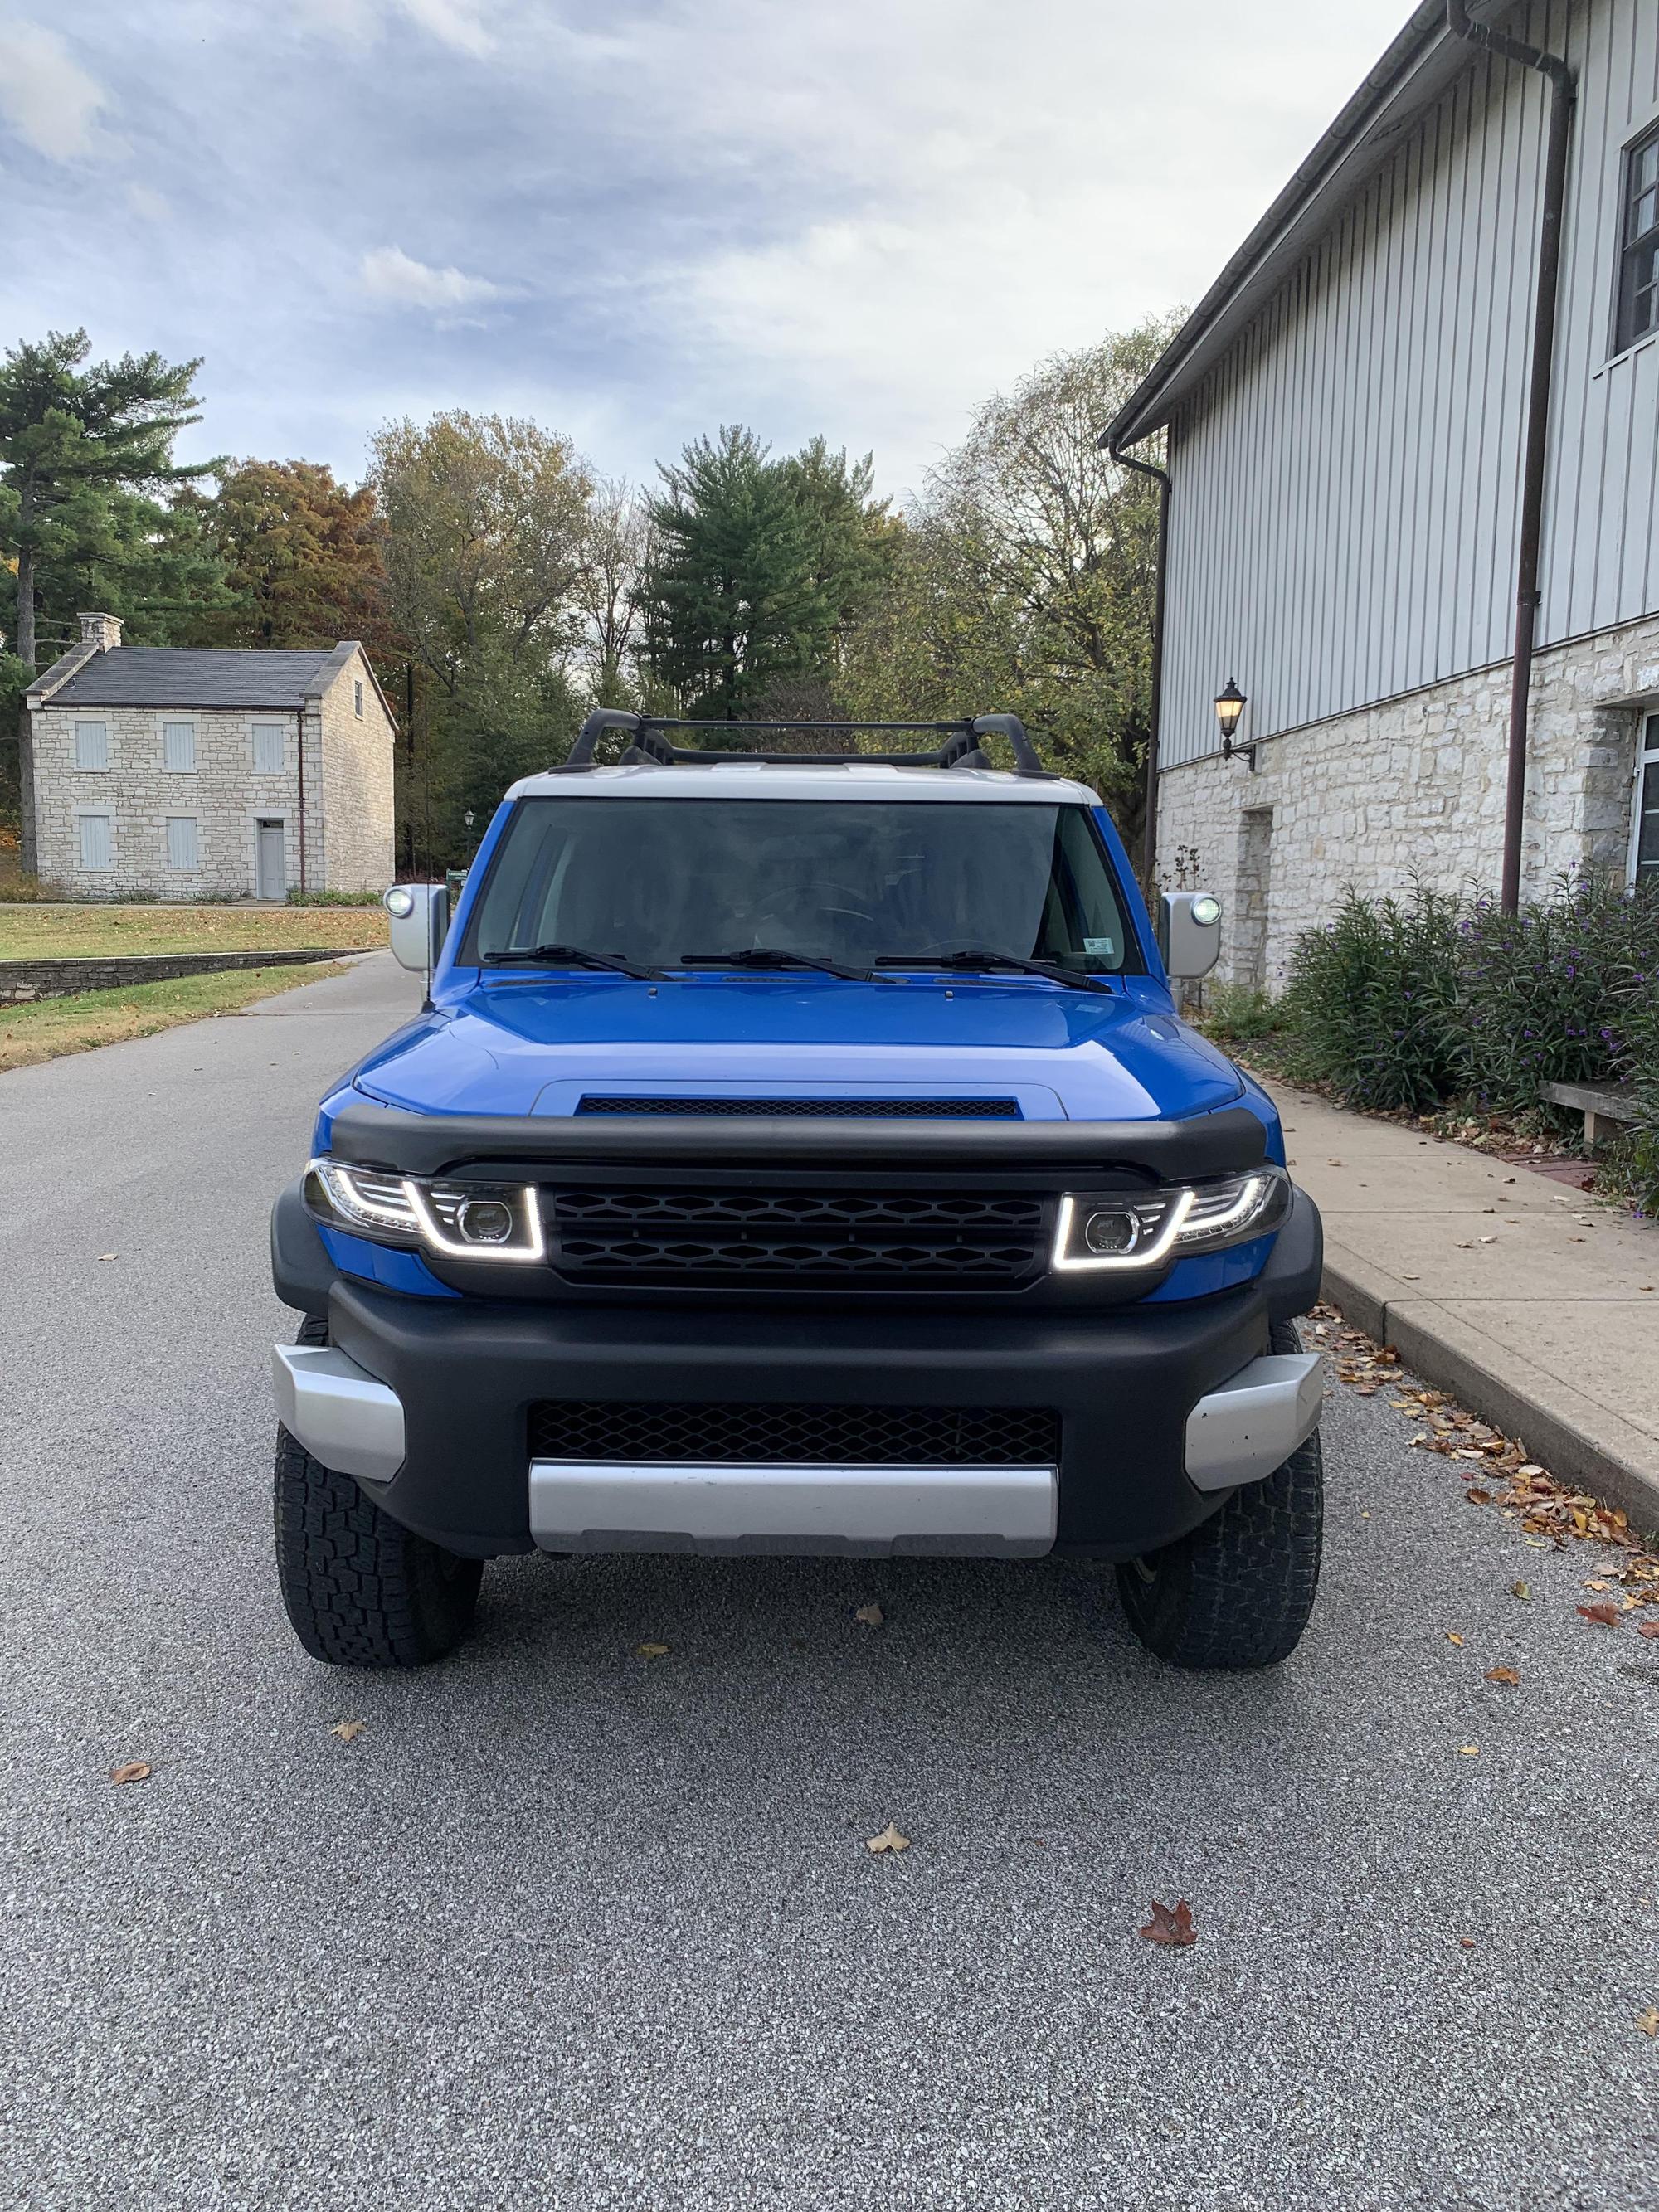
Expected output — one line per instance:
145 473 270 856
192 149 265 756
271 1344 1322 1557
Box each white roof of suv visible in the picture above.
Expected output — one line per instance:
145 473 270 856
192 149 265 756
508 761 1103 806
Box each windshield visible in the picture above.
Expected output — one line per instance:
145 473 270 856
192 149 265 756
464 797 1137 975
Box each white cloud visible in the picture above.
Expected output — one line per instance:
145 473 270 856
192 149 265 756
361 244 508 311
125 182 169 222
291 0 497 56
0 15 118 160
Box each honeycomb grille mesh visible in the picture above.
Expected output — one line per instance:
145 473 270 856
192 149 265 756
574 1096 1021 1118
528 1399 1061 1466
551 1187 1047 1286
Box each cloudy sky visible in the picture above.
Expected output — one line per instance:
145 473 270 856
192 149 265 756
2 0 1407 502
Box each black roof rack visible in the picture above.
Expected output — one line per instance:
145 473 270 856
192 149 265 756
557 711 1050 777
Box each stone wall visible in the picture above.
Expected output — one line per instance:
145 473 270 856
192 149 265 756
319 657 396 893
1155 610 1659 992
0 946 358 1004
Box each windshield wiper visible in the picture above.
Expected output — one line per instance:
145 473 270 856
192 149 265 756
679 946 879 983
480 942 659 980
873 950 1112 994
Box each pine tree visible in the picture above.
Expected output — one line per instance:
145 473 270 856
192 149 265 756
0 329 219 670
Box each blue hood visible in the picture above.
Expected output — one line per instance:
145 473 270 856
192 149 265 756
348 975 1246 1122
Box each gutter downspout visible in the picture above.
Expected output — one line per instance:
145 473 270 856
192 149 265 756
296 707 309 896
1103 437 1170 892
1444 1 1575 914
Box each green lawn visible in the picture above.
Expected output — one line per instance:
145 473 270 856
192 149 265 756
0 903 387 960
0 961 353 1074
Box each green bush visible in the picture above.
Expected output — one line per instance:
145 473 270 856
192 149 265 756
1623 962 1659 1218
1198 982 1285 1045
286 888 386 907
1284 884 1462 1111
1455 875 1659 1111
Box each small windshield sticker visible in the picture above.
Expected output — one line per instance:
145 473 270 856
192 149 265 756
1084 936 1117 957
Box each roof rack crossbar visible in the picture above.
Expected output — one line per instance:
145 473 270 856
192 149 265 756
556 711 1049 776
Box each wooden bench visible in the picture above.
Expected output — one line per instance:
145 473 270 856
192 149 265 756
1538 1079 1640 1146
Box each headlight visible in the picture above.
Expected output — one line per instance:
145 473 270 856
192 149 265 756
1052 1168 1290 1272
304 1159 544 1264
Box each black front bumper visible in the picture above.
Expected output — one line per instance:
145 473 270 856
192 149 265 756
279 1184 1323 1562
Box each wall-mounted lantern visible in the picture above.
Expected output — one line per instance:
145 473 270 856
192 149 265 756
1214 678 1255 770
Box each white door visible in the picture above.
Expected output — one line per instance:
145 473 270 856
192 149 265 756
256 820 285 900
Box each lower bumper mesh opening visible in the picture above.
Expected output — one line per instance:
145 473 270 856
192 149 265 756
528 1400 1061 1466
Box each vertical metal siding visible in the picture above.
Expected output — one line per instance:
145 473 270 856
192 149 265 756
1161 0 1659 768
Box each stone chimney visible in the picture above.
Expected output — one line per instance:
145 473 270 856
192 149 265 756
77 611 124 651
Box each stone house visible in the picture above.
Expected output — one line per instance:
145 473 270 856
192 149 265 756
20 614 396 902
1104 0 1659 989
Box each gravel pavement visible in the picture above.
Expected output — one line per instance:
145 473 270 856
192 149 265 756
2 953 1656 2211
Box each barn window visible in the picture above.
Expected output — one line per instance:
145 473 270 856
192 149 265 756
1615 122 1659 353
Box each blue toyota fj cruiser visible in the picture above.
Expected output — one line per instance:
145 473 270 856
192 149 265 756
270 712 1324 1671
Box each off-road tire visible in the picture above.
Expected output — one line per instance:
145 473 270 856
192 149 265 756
274 1313 483 1667
1116 1321 1323 1670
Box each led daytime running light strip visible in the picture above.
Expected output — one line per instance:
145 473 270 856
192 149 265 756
309 1159 544 1265
1051 1172 1281 1272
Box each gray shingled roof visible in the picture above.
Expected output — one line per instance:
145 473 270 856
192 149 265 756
46 646 348 710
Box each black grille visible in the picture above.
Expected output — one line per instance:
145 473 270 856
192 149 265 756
550 1187 1047 1286
528 1399 1060 1466
574 1096 1020 1118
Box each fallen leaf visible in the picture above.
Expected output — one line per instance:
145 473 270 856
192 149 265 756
109 1761 151 1785
1582 1578 1608 1592
1445 1631 1465 1646
1511 1582 1531 1600
1466 1488 1492 1505
1326 1157 1343 1167
1638 1621 1659 1641
865 1822 910 1855
1140 1899 1198 1947
328 1719 366 1742
1484 1665 1520 1686
852 1603 884 1627
1458 1743 1480 1756
1577 1604 1618 1627
1637 2006 1659 2038
1459 1937 1477 1951
635 1641 670 1659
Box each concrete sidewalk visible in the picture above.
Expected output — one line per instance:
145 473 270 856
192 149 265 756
1267 1080 1659 1529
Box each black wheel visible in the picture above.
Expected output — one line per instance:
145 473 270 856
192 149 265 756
1116 1321 1323 1670
274 1313 483 1667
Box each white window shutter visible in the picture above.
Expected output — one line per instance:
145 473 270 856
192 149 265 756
74 720 109 771
163 720 196 771
166 816 199 872
252 723 284 773
79 814 113 871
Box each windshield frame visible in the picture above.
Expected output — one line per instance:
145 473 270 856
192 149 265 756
454 793 1146 979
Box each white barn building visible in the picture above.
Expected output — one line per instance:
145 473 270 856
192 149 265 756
1105 0 1659 988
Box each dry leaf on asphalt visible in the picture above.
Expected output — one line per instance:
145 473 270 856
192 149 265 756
1458 1743 1480 1756
1511 1582 1531 1600
1637 2007 1659 2037
1484 1666 1520 1686
1459 1937 1477 1951
1445 1632 1465 1646
1466 1489 1492 1505
635 1642 670 1659
329 1719 366 1742
852 1603 884 1627
1583 1578 1609 1591
1638 1621 1659 1641
865 1823 910 1855
1576 1604 1619 1628
109 1761 151 1785
1140 1899 1198 1947
98 1252 119 1262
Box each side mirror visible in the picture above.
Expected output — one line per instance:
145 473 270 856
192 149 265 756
1160 891 1222 980
383 882 450 975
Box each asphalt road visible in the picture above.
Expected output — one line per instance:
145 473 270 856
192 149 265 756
2 953 1656 2212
